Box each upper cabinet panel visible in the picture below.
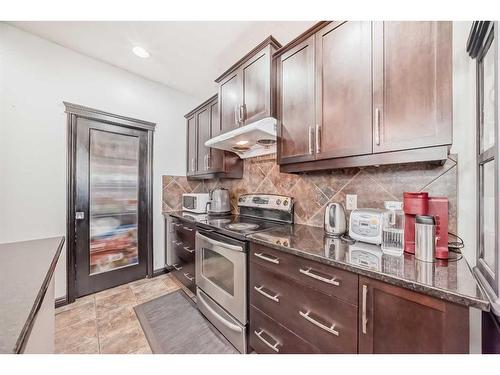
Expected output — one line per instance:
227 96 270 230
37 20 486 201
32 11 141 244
186 116 197 176
219 73 242 133
315 21 373 159
277 36 316 164
372 21 452 153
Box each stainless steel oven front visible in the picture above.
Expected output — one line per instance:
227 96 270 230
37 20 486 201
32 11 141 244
195 229 247 352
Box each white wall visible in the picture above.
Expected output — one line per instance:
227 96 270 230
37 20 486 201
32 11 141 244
451 21 477 265
0 23 199 299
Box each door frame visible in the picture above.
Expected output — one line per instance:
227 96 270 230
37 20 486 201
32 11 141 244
64 102 156 304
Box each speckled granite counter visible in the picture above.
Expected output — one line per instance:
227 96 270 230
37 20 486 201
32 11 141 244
164 211 207 224
0 237 64 353
247 224 489 311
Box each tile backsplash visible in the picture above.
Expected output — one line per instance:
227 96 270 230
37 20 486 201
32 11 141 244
162 154 457 233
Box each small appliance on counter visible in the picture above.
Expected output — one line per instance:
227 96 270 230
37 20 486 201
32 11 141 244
182 193 210 213
349 208 384 245
324 202 347 237
207 187 231 215
414 215 437 262
381 201 405 256
403 192 449 259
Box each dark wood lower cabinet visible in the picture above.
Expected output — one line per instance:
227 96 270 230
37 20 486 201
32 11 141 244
169 218 196 294
358 276 469 354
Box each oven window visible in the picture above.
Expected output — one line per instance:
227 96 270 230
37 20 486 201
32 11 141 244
183 196 195 209
201 248 235 295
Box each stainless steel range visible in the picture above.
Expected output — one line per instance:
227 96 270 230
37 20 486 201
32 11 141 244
195 194 294 353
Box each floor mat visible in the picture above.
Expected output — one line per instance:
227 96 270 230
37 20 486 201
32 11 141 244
134 290 238 354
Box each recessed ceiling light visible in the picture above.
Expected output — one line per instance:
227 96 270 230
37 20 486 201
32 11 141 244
132 46 150 58
236 140 249 146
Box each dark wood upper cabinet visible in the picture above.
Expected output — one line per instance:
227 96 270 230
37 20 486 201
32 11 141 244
275 21 453 173
186 115 197 176
358 276 468 354
315 21 373 159
184 95 243 179
372 21 453 153
216 36 281 133
277 35 316 164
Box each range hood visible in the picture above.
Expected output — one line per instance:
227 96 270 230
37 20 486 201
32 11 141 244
205 117 277 159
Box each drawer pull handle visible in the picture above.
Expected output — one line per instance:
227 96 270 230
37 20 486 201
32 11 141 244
254 252 280 264
183 226 193 232
254 329 280 353
172 264 183 271
183 272 194 282
183 246 194 254
254 285 279 303
175 241 183 246
362 284 368 334
299 267 340 286
173 223 182 227
299 310 339 336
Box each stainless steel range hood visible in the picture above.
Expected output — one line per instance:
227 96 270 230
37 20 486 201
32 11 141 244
205 117 277 159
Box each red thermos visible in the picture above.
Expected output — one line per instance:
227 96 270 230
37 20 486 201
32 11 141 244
403 192 449 260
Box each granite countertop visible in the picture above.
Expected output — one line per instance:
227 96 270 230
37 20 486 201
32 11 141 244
0 236 65 353
247 224 489 311
164 211 205 224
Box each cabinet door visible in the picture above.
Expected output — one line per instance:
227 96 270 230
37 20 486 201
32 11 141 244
358 276 468 354
219 72 241 133
186 115 197 175
373 21 452 153
315 21 373 159
241 45 271 125
196 107 210 174
209 99 224 172
277 36 316 164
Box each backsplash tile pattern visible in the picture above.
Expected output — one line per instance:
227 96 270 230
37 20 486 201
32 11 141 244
162 154 457 233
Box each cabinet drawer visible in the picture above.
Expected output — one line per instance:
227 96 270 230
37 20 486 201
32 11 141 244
250 306 319 354
173 237 195 263
250 243 358 305
250 262 358 353
171 259 195 294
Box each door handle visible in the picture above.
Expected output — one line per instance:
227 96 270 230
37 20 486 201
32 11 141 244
315 124 321 153
375 108 381 146
308 126 313 155
362 284 368 334
239 104 246 124
75 211 85 220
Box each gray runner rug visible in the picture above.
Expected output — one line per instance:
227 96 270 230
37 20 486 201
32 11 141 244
134 290 238 354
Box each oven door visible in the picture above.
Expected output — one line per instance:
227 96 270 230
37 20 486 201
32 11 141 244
195 230 247 324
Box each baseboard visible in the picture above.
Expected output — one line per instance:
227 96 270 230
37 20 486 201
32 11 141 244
152 267 170 278
55 296 68 308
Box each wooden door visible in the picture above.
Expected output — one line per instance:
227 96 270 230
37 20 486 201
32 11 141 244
315 21 373 159
209 99 224 172
219 72 241 133
186 115 197 175
74 119 149 297
372 21 452 153
241 45 271 125
277 36 316 164
358 276 469 354
196 107 210 174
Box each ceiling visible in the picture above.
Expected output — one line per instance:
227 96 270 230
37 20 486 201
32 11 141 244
10 21 316 99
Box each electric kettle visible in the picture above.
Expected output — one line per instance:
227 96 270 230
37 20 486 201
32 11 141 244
324 202 347 236
208 187 231 215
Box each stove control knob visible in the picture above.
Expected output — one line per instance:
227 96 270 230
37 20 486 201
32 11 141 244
239 197 245 202
283 200 288 206
276 199 281 205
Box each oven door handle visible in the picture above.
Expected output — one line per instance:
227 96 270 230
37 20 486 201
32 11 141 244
197 288 242 332
195 231 243 252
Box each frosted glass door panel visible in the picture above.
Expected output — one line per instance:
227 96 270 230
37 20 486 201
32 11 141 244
89 130 139 275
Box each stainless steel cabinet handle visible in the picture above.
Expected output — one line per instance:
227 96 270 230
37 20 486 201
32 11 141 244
308 125 313 155
183 272 194 282
315 124 321 153
299 267 340 286
173 223 182 228
183 226 193 232
254 252 280 264
254 285 279 303
172 264 182 271
299 310 339 336
183 246 194 254
254 329 280 353
362 284 368 334
191 157 195 172
375 108 381 146
240 104 246 123
234 106 239 126
174 241 183 246
207 154 211 169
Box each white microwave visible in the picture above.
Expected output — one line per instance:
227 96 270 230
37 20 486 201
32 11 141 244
182 193 210 213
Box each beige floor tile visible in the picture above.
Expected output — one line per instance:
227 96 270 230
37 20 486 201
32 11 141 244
131 277 177 305
97 305 139 337
95 288 137 319
94 283 131 301
55 294 95 315
55 319 98 354
99 324 150 354
56 301 96 331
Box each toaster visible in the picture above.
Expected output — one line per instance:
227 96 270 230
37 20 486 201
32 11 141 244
349 208 385 245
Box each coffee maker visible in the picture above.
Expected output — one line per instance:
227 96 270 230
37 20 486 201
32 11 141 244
403 192 449 260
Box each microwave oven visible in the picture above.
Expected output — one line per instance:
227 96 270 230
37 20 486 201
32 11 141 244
182 193 210 213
